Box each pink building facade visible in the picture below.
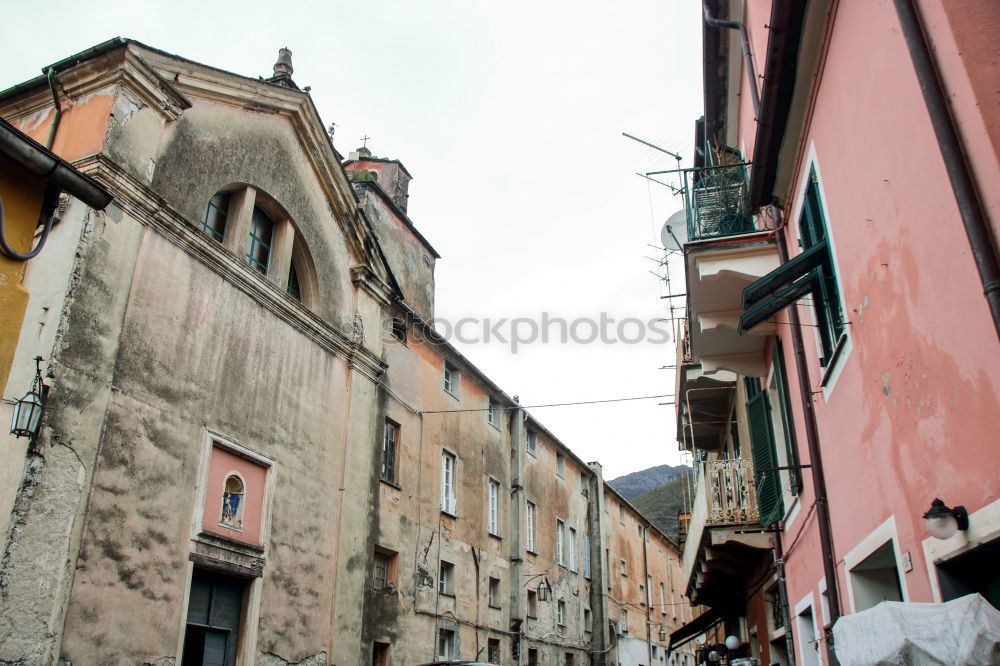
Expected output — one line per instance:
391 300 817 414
673 0 1000 663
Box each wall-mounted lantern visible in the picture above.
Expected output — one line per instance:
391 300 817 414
10 356 45 439
536 577 551 602
923 498 969 540
725 635 742 650
659 626 667 642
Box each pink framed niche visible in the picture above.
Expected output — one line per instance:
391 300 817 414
202 443 268 546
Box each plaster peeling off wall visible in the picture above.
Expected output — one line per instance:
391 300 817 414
258 650 328 665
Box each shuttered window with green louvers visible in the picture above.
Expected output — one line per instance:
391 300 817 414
747 391 784 526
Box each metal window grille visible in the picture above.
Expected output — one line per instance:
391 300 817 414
373 552 388 589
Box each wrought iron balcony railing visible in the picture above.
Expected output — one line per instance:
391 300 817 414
704 458 759 525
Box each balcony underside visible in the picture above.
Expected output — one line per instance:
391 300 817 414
687 237 779 376
679 365 736 452
688 526 771 607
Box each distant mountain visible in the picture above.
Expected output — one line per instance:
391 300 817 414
630 476 690 542
608 464 690 500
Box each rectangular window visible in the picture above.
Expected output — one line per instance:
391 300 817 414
381 419 399 485
246 207 273 274
564 653 574 666
659 582 666 615
488 638 501 664
526 501 536 553
528 648 539 666
372 642 390 666
373 551 389 590
488 576 501 608
647 575 653 606
620 559 627 577
488 399 500 427
556 519 566 566
439 561 454 595
584 608 592 632
488 479 500 536
568 527 578 571
443 362 459 396
621 610 628 634
440 451 456 515
583 535 592 579
437 628 456 659
526 429 537 456
527 589 538 617
556 451 566 477
640 584 646 606
557 599 566 625
202 192 230 241
619 505 626 525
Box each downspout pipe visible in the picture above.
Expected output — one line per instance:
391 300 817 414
892 0 1000 341
44 67 62 150
703 3 761 116
774 229 841 665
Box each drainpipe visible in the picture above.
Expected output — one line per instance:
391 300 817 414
771 530 797 665
641 525 652 666
892 0 1000 342
774 227 841 665
44 68 63 150
703 2 761 116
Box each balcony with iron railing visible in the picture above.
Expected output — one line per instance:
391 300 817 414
673 144 781 378
680 457 769 606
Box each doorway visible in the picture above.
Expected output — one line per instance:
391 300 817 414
936 536 1000 610
182 569 247 666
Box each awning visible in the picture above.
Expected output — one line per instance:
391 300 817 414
833 593 1000 665
668 607 724 651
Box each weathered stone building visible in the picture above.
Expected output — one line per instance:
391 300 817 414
0 40 691 665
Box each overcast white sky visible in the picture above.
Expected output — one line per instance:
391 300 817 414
2 0 702 480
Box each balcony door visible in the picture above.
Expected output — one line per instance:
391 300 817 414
183 569 246 666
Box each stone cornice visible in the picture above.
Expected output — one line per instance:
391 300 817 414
74 154 387 380
0 45 189 122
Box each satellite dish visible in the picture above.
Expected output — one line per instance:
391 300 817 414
660 210 689 251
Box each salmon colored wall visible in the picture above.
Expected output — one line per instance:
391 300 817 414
201 444 268 546
744 0 1000 637
0 154 45 393
10 91 114 163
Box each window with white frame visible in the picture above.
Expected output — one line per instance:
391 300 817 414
488 399 500 427
488 479 500 536
583 534 591 579
443 362 459 396
556 519 566 566
440 451 457 515
488 576 501 608
437 628 456 659
557 599 566 625
526 429 537 456
659 582 666 615
646 575 653 606
439 561 454 595
526 501 537 553
568 527 578 571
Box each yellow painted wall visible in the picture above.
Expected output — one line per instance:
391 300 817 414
0 153 45 394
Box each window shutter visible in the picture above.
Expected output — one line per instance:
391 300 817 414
773 341 802 493
746 391 784 526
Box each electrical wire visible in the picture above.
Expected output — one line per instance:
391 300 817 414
422 393 675 415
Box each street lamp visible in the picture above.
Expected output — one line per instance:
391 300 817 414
10 356 45 439
923 498 969 540
536 577 551 602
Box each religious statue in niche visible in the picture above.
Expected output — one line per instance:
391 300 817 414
220 474 245 529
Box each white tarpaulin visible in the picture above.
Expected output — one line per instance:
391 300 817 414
833 593 1000 665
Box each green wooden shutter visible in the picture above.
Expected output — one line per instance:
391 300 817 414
773 340 802 494
747 391 784 526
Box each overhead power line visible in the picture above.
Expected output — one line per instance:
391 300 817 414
422 393 675 414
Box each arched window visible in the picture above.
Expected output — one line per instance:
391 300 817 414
201 192 230 241
247 206 274 274
220 474 245 529
198 186 318 308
